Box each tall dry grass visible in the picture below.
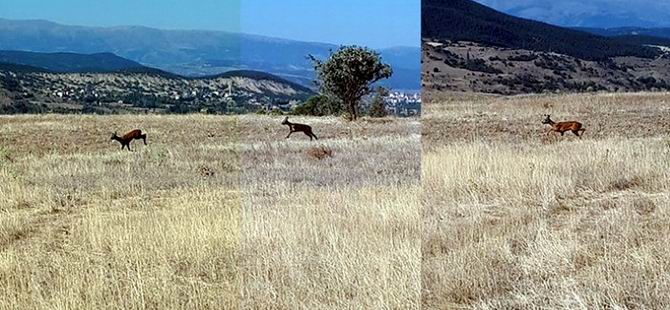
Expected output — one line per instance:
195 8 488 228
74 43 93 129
0 114 421 309
0 115 241 309
422 92 670 309
238 115 421 309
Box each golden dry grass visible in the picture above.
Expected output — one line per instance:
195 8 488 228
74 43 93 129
0 115 240 309
238 115 421 309
422 91 670 309
0 114 421 309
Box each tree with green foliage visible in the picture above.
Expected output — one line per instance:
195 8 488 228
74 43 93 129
309 46 392 120
368 87 389 118
292 94 342 116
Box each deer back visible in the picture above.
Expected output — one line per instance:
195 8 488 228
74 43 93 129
553 121 582 131
122 129 143 140
292 123 312 131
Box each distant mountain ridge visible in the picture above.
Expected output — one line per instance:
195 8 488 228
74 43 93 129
422 0 661 60
0 50 165 74
573 27 670 38
0 18 419 90
573 27 670 46
473 0 670 29
0 50 310 91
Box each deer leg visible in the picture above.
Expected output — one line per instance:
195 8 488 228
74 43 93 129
141 134 147 145
312 132 318 140
304 131 312 140
286 131 293 139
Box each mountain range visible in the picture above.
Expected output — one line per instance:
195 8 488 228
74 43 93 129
574 27 670 39
422 0 670 95
473 0 670 29
0 18 419 90
0 50 171 75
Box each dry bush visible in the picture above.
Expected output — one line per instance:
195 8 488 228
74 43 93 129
305 145 333 160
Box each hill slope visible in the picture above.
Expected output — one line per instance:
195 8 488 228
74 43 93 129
0 19 419 90
422 0 670 95
422 0 660 60
0 54 315 114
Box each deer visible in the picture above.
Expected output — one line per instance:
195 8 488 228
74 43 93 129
542 115 585 138
282 117 318 141
111 129 147 151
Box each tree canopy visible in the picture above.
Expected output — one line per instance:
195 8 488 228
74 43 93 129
310 46 392 120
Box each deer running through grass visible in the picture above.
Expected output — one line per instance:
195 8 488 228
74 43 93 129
111 129 147 151
282 117 318 141
542 115 585 138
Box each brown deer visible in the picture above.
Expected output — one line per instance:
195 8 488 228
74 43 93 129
542 115 585 138
111 129 147 151
282 117 318 140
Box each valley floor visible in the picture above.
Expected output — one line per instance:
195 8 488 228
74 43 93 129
0 114 421 309
422 92 670 309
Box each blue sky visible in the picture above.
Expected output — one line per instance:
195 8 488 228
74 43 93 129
476 0 670 28
0 0 419 48
241 1 419 48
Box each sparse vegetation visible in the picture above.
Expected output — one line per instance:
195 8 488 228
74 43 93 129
423 40 670 95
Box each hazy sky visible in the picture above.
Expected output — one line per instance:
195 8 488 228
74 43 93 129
0 0 419 48
475 0 670 28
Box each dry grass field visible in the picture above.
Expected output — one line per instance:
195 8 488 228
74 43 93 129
422 91 670 309
238 115 421 309
0 114 421 309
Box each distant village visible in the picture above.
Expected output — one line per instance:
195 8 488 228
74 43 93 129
383 91 421 117
261 90 422 117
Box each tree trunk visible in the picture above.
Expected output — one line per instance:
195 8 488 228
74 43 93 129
353 102 359 120
347 99 357 121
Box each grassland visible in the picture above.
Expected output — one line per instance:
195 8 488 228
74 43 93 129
422 91 670 309
0 114 421 309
